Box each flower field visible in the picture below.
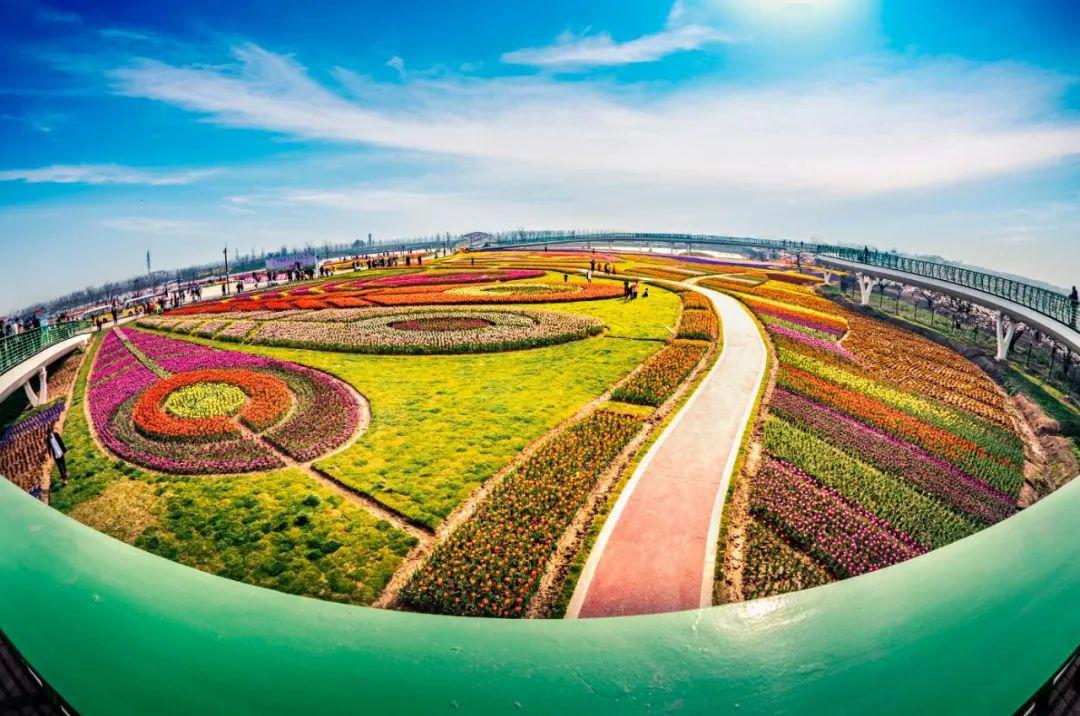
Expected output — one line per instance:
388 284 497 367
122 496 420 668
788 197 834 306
675 292 719 341
86 328 361 473
0 401 65 491
40 256 699 608
165 268 625 316
142 306 603 355
611 340 708 407
719 274 1028 599
398 409 643 616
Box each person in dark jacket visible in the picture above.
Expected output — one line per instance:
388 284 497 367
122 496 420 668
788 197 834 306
45 429 68 488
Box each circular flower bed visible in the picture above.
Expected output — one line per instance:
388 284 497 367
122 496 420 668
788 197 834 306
163 382 246 419
88 329 364 475
390 317 495 332
132 369 293 441
447 282 580 297
252 307 604 354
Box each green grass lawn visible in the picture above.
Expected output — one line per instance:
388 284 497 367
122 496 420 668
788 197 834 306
52 334 418 605
179 288 681 527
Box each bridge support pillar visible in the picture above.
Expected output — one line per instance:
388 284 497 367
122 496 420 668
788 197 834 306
23 366 48 407
856 273 879 306
995 311 1016 362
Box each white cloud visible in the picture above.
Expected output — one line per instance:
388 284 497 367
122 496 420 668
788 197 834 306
0 164 218 186
386 56 406 78
109 45 1080 196
501 24 732 69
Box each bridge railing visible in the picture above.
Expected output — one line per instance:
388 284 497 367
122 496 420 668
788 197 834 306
474 230 1078 335
816 246 1079 333
0 321 91 376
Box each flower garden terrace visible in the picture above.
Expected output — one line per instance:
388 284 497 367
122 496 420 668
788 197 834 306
1 247 1078 713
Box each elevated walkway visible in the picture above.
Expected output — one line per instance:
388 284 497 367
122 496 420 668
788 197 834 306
817 256 1080 358
0 332 89 406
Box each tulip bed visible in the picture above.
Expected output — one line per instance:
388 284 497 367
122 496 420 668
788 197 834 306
398 409 642 617
165 269 564 315
365 279 623 306
86 329 361 474
0 401 65 491
676 294 719 341
741 519 830 600
750 456 926 578
611 340 708 407
721 276 1027 598
225 308 603 355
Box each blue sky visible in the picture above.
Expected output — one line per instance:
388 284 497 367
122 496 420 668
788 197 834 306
1 0 1078 312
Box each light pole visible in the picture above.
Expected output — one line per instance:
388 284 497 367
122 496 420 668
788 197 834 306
223 246 230 295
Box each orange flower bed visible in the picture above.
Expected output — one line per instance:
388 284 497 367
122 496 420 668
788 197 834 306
779 364 1022 478
366 280 624 306
680 292 712 311
132 369 291 440
842 315 1012 426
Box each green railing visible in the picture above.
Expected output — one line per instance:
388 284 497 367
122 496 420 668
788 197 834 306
0 321 91 376
1 475 1078 714
472 231 1080 334
816 246 1080 332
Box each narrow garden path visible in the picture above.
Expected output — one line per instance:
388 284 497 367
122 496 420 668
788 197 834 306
567 285 767 618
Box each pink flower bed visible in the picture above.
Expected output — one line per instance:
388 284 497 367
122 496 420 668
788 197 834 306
751 457 925 578
768 323 854 360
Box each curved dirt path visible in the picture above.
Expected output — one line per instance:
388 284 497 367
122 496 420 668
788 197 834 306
566 285 767 618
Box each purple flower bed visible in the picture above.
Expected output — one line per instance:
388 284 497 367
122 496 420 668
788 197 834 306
0 401 66 448
768 323 854 359
770 388 1015 524
87 329 361 474
751 457 925 578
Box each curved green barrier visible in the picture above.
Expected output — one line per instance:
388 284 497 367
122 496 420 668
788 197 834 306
1 476 1078 715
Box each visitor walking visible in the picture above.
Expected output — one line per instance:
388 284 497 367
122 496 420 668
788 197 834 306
623 280 631 301
586 269 593 284
563 273 568 283
45 429 68 488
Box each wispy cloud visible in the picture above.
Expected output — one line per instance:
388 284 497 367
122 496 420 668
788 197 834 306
110 44 1080 196
98 27 158 43
386 55 406 79
0 164 218 186
501 24 732 69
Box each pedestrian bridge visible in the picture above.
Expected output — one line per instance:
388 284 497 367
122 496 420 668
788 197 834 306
0 323 91 406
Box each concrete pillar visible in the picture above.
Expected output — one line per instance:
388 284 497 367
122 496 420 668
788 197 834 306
22 366 47 407
856 273 879 306
995 311 1016 362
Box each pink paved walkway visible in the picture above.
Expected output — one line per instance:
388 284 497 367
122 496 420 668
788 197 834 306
567 286 767 618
